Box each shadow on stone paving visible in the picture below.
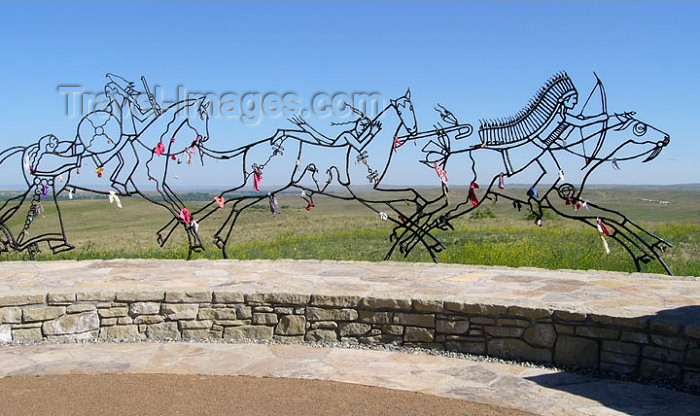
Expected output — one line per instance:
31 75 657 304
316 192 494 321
527 305 700 416
524 372 700 416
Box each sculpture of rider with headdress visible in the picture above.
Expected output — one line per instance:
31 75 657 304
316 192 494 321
537 74 608 149
478 72 608 180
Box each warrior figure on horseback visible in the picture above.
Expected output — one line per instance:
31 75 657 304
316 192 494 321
478 72 608 182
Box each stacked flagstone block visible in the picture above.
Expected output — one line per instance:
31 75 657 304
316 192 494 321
1 288 698 387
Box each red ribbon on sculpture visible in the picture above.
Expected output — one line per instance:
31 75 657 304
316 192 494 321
468 181 479 207
155 142 166 156
393 135 404 152
179 207 192 226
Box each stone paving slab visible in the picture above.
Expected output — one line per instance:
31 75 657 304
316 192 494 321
1 341 698 416
0 259 698 320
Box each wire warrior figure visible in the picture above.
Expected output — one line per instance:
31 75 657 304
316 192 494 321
478 72 608 184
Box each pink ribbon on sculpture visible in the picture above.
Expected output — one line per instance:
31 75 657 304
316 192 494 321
214 196 225 208
393 135 404 152
434 162 448 185
498 172 505 189
468 181 479 207
155 142 166 156
253 167 263 192
179 207 192 226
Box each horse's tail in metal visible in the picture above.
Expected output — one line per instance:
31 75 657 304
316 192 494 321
0 146 25 166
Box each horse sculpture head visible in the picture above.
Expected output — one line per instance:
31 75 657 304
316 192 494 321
610 112 670 163
391 89 418 136
185 97 212 145
570 112 670 169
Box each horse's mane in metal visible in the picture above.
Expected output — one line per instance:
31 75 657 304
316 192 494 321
478 72 576 145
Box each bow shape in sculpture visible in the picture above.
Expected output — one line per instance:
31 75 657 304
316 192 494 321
579 72 608 168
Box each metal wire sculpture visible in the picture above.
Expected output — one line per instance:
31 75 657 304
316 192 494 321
0 72 672 274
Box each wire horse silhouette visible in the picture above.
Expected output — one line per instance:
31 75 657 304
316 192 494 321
0 72 673 274
407 72 672 274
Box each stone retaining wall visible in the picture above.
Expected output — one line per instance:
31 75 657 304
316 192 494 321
1 289 698 387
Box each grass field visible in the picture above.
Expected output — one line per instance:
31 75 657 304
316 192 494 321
1 186 698 277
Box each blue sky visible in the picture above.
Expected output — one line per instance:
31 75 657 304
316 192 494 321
1 1 698 187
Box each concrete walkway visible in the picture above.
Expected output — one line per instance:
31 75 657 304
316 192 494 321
1 259 698 415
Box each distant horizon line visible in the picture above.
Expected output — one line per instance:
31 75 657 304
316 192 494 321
1 183 698 193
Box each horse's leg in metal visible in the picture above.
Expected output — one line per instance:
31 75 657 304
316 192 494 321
397 211 446 262
0 223 14 254
387 209 446 262
553 185 672 273
156 219 179 247
385 219 415 261
215 196 268 259
0 189 29 255
213 199 246 258
590 201 672 253
27 242 40 260
544 192 673 275
596 217 672 274
46 182 74 254
109 140 138 194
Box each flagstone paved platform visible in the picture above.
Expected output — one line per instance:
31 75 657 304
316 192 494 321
1 259 697 319
0 259 698 415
